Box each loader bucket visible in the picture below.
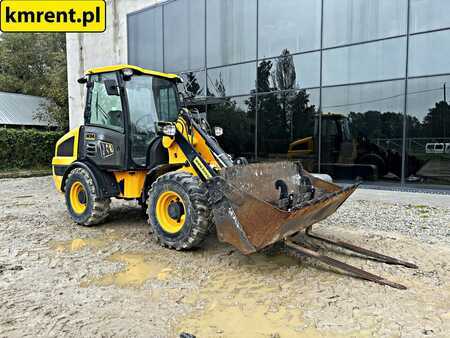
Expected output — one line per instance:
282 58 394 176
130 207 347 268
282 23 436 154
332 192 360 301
206 161 358 255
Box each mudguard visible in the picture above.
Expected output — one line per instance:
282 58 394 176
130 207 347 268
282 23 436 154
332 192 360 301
61 160 119 199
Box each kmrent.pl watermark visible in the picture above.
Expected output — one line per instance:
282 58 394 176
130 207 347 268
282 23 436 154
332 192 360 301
0 0 106 32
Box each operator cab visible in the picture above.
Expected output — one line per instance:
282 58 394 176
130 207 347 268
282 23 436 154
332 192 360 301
79 65 182 170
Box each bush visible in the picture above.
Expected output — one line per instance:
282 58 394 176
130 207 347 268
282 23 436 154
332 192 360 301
0 129 64 170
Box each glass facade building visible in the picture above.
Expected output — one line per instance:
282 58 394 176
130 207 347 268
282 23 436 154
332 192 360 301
128 0 450 188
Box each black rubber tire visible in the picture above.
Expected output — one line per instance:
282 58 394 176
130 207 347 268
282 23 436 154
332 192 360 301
147 172 210 250
64 167 111 226
357 153 388 178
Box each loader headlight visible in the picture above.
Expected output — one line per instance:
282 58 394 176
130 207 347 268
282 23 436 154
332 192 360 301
156 122 177 137
214 127 223 137
98 141 115 158
162 124 177 137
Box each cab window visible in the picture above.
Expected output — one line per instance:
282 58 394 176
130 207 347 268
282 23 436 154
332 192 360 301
87 73 124 132
157 82 179 121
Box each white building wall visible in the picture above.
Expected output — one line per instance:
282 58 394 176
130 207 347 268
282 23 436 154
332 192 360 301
67 0 161 128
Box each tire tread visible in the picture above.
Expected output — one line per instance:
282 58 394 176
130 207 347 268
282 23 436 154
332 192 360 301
147 172 210 250
65 167 111 226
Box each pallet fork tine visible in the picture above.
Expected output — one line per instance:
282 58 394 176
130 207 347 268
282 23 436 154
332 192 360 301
284 240 407 289
284 227 418 290
305 227 418 269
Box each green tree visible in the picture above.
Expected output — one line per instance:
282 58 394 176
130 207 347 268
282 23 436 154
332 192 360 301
255 60 284 155
274 49 296 91
423 101 450 137
207 98 253 158
250 53 317 156
406 115 422 138
182 72 202 98
349 111 405 140
0 33 68 130
290 90 317 140
274 50 295 142
257 60 273 93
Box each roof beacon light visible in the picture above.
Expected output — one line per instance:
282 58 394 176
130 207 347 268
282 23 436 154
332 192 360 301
123 68 134 79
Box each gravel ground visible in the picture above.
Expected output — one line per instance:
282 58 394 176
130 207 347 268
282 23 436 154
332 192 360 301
0 176 449 338
323 200 450 245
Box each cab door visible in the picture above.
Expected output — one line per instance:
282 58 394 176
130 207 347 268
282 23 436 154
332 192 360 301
124 75 180 168
81 72 126 170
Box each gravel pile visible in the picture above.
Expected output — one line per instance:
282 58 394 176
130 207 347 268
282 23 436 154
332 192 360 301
322 199 450 244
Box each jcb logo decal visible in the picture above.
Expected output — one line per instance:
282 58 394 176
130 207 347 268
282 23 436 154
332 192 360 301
0 0 106 32
85 133 96 141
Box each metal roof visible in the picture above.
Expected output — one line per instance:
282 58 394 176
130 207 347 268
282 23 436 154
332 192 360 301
0 91 54 126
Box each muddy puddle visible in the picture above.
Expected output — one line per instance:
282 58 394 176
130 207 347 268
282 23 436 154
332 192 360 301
51 233 173 288
175 253 347 338
50 232 121 252
81 252 173 288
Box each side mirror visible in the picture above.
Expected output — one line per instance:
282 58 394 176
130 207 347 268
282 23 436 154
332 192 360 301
104 79 120 96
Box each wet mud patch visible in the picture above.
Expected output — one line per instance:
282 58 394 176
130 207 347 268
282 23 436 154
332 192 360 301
81 252 173 288
50 233 174 289
50 232 122 253
175 253 343 338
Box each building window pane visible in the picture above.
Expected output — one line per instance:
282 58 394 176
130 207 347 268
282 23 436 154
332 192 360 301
179 71 206 98
323 0 407 48
257 51 320 93
258 0 321 58
207 0 257 67
207 62 256 97
406 75 450 185
128 7 163 71
321 81 405 181
409 30 450 78
322 38 406 86
178 71 207 113
410 0 450 34
257 89 319 168
164 0 205 73
207 96 255 159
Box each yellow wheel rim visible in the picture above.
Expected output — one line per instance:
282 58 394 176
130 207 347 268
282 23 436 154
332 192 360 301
156 191 186 234
70 182 87 215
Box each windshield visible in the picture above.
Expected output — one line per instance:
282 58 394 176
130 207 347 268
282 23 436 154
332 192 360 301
126 75 179 124
125 75 179 167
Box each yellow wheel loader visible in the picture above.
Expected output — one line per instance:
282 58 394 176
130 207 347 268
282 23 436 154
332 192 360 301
52 65 417 289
